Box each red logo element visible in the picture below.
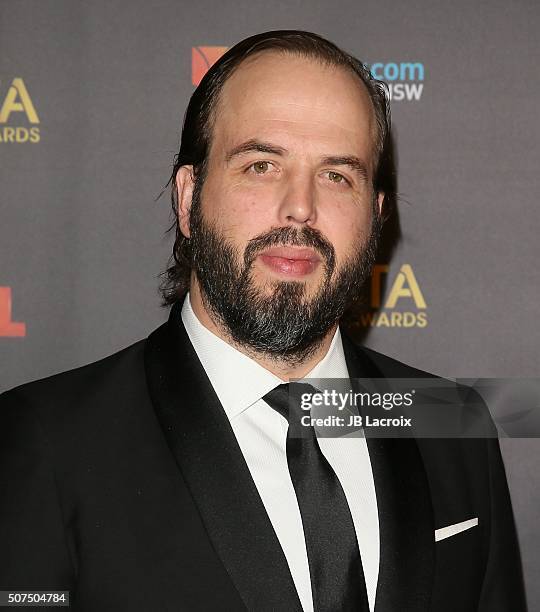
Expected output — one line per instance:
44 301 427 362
192 46 229 86
0 287 26 337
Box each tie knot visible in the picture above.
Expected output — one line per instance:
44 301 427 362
263 382 320 423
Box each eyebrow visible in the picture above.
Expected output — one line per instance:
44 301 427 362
320 155 369 180
225 139 369 180
225 139 287 162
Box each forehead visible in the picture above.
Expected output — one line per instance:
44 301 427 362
210 51 377 164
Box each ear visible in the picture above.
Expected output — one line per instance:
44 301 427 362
376 191 385 217
176 165 195 238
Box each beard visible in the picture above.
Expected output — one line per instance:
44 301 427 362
189 184 381 366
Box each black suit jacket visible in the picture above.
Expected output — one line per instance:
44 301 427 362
0 303 526 611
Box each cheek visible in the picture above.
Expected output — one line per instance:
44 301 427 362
320 202 373 260
203 182 275 242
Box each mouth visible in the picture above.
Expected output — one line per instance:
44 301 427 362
257 246 322 277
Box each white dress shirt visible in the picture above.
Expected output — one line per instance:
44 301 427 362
181 292 379 612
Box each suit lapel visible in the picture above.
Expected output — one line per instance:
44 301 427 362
341 329 435 612
144 303 303 612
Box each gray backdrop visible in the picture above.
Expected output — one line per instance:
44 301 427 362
1 0 538 608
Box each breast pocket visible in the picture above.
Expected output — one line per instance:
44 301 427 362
435 517 478 542
432 516 484 610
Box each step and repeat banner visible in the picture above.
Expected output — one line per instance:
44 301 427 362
1 0 538 607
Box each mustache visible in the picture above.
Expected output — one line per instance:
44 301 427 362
243 225 336 272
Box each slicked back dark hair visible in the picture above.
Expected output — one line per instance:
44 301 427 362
160 29 392 306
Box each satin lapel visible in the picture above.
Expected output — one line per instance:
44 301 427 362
340 329 435 612
144 303 303 612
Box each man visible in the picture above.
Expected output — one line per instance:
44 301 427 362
0 30 526 611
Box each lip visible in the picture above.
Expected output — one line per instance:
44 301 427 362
258 246 321 262
257 246 322 277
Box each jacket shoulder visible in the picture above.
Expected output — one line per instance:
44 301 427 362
354 342 439 379
350 341 498 437
0 339 148 420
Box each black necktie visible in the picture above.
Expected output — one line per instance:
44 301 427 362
263 382 370 612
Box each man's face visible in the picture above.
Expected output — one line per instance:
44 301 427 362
180 51 383 362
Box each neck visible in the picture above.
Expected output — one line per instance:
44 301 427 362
188 281 337 381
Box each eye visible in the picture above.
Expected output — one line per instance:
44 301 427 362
327 170 349 185
249 160 272 174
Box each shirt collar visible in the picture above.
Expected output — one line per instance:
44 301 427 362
180 291 350 420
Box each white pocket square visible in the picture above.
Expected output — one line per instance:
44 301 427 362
435 517 478 542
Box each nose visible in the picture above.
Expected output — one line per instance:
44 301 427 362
277 170 317 226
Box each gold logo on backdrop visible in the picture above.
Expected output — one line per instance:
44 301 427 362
360 264 428 328
0 78 40 143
